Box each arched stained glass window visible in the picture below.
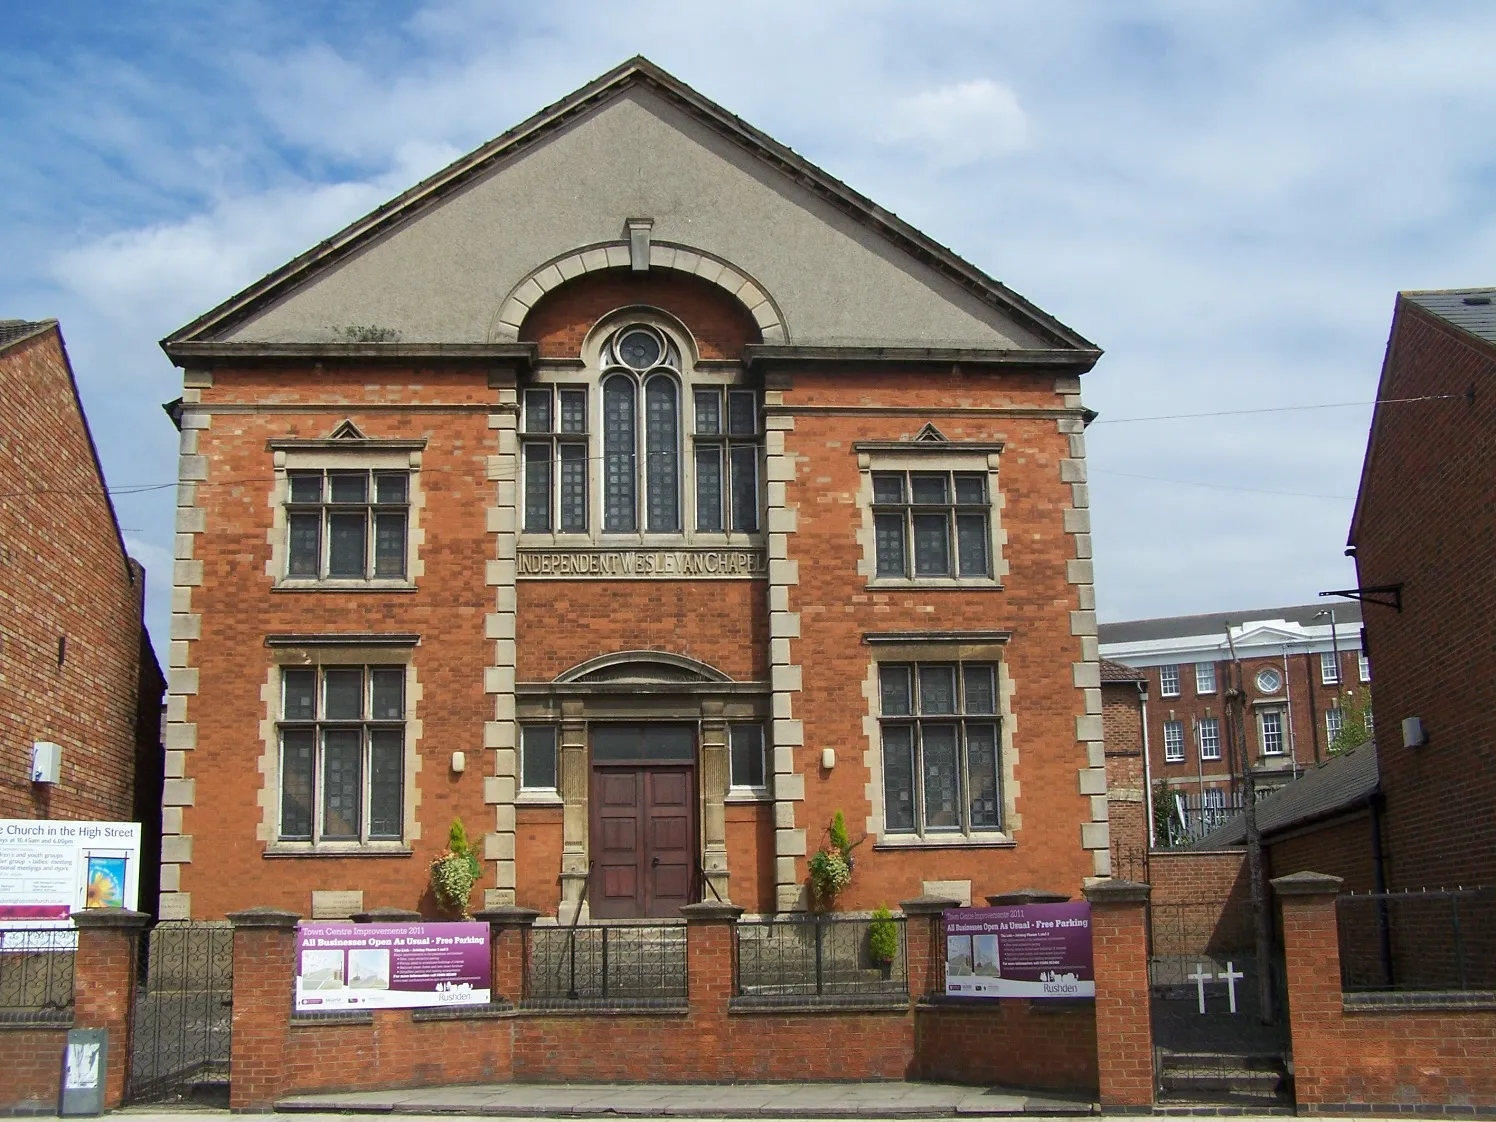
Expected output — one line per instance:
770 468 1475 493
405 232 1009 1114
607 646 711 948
645 375 680 532
602 374 637 532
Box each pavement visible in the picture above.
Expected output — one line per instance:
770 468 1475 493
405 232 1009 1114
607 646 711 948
268 1082 1098 1117
106 1082 1100 1118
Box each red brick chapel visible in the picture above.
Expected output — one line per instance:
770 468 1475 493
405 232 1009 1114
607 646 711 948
156 58 1108 922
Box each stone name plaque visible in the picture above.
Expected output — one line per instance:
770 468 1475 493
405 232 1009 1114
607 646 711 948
311 890 365 919
517 548 767 579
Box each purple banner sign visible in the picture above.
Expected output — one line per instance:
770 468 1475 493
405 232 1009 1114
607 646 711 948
295 921 491 1011
943 902 1094 998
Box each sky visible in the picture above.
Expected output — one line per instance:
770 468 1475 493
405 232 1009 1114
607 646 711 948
4 1 1495 656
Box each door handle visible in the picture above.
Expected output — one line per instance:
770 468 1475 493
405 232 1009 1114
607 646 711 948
652 856 660 867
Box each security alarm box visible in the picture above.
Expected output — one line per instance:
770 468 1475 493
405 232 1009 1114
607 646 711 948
31 741 62 784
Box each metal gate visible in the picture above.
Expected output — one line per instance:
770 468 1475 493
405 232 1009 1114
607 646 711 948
127 922 234 1105
1149 900 1291 1107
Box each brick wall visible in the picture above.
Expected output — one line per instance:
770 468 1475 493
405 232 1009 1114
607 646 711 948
174 270 1101 920
0 1025 69 1113
0 910 147 1115
1352 300 1496 890
1102 679 1147 880
520 268 761 360
217 902 1129 1107
1277 874 1496 1113
1267 813 1380 893
1148 849 1247 905
0 324 156 825
780 371 1098 905
914 1003 1098 1092
178 371 499 919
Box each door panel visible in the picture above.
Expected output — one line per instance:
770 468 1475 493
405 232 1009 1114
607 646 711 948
644 767 694 918
591 769 644 919
588 725 699 919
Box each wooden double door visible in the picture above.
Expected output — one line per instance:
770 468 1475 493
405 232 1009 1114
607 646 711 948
589 725 698 920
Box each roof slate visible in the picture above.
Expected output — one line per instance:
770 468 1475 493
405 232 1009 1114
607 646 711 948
1404 287 1496 347
1097 601 1363 646
1193 741 1379 848
1099 658 1147 682
0 319 53 351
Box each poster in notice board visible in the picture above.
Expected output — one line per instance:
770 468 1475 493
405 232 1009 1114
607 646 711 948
944 902 1095 998
295 921 491 1011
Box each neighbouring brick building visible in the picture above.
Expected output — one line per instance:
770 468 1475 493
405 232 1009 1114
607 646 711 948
1346 287 1496 891
1100 659 1148 881
0 319 166 902
1098 603 1369 840
156 58 1111 923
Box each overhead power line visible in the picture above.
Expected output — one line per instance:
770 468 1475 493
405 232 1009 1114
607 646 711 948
1090 392 1463 425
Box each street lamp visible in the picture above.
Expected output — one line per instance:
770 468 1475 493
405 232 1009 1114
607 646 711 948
1314 607 1341 688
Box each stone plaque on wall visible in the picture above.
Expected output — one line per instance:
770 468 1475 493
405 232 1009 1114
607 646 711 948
517 548 767 579
311 890 364 919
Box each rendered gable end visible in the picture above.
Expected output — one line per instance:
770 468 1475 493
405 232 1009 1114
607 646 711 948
208 86 1058 351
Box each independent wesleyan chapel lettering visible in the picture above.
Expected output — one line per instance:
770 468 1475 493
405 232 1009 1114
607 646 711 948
517 549 767 579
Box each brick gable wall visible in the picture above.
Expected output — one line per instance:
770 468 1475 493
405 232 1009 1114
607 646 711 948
1351 303 1496 890
0 326 151 824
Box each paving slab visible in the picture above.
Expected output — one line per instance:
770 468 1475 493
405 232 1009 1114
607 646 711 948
275 1081 1099 1118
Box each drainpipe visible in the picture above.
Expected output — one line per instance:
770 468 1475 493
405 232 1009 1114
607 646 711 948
1141 687 1155 849
1282 645 1300 780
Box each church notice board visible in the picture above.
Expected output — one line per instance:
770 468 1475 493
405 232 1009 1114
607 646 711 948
295 921 490 1011
944 902 1095 998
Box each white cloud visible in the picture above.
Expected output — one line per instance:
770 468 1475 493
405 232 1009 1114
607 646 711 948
882 79 1029 166
13 0 1496 647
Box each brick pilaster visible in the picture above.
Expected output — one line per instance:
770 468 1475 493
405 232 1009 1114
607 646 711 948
71 907 149 1110
900 895 959 1002
682 900 743 1075
1272 870 1344 1110
1084 879 1153 1109
474 905 539 1004
227 907 300 1110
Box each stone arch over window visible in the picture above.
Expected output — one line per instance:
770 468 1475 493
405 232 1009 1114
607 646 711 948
553 650 735 685
490 241 788 346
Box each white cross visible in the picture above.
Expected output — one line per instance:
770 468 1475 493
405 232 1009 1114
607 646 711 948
1218 961 1244 1014
1187 962 1213 1013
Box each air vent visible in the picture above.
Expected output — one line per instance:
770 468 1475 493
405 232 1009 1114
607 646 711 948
1462 295 1492 306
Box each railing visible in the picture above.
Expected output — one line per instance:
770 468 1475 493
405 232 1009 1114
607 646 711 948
734 913 908 1005
1338 888 1496 993
0 926 75 1015
1157 794 1247 848
523 923 688 1009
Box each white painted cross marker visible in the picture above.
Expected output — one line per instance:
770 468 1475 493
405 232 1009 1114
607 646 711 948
1188 962 1213 1013
1218 960 1244 1014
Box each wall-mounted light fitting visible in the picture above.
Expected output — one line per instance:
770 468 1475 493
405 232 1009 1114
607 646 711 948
1402 717 1426 749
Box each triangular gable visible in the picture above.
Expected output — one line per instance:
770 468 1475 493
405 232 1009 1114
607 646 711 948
913 423 948 442
163 58 1100 362
328 419 367 441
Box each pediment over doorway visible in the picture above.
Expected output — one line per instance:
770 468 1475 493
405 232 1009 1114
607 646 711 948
554 651 733 685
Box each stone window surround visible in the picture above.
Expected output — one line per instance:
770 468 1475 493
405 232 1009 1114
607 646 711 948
859 634 1018 850
257 637 425 857
518 307 765 551
266 438 427 591
515 673 771 921
852 443 1009 590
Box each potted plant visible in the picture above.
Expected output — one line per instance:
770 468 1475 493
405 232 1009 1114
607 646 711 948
868 905 898 977
807 810 859 909
429 818 482 918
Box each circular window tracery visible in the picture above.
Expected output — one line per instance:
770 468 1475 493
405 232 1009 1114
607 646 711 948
613 326 668 372
1255 667 1282 694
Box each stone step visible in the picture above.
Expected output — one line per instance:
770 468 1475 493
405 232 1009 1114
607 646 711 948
1158 1051 1288 1100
